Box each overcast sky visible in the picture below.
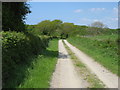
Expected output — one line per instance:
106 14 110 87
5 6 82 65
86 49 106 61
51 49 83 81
25 2 118 29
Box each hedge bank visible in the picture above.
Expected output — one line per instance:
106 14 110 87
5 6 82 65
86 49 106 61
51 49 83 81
1 31 49 87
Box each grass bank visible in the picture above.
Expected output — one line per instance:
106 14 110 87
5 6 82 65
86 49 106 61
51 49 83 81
67 34 118 76
18 39 58 88
63 40 105 88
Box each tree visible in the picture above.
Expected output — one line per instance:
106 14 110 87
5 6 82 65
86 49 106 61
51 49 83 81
2 2 31 32
50 20 63 37
61 23 75 38
37 20 52 35
91 21 106 28
74 25 88 36
36 20 63 38
88 21 107 35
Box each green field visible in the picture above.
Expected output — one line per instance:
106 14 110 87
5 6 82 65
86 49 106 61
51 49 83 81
67 34 119 76
18 39 58 88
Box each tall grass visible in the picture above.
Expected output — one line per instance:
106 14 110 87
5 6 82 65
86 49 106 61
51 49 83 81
67 34 119 76
19 39 58 88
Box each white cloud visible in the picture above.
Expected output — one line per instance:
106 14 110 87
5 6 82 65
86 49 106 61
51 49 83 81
75 17 118 29
110 18 118 21
74 9 83 13
93 19 100 22
90 8 105 12
113 7 118 13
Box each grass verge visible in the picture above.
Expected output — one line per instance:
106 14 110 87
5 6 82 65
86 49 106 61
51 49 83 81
63 40 105 88
67 35 118 76
18 39 58 88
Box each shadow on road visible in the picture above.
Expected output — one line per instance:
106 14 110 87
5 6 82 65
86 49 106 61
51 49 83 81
58 52 68 59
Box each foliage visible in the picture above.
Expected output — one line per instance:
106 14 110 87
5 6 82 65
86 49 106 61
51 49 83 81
2 2 31 31
90 21 106 28
1 31 49 87
60 22 76 38
28 20 77 39
19 39 58 88
69 25 88 36
35 20 63 37
27 19 118 39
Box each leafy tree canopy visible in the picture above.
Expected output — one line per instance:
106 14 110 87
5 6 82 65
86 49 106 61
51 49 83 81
2 2 31 32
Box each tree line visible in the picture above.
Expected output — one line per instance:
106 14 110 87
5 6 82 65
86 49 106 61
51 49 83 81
26 20 117 39
2 2 118 38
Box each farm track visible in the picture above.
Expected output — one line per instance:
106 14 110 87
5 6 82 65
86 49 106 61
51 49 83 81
50 40 83 88
50 40 118 88
64 40 118 88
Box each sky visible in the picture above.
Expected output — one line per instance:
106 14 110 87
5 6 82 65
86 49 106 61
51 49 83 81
25 2 118 29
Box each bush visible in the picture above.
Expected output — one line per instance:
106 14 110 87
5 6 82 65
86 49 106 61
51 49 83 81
1 31 49 87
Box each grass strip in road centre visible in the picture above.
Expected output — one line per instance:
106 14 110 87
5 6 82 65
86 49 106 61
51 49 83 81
63 40 105 88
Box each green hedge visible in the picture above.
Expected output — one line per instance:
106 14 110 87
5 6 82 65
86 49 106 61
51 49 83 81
1 31 49 87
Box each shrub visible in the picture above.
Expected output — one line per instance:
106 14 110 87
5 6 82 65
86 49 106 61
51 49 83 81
1 31 49 87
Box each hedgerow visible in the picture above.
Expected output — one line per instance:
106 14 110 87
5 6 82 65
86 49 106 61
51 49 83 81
1 31 49 87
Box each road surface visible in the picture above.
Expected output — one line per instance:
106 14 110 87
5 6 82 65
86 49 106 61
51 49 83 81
64 40 118 88
50 40 85 88
50 40 118 88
